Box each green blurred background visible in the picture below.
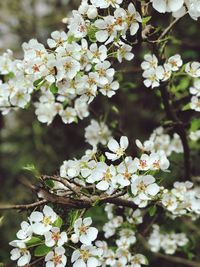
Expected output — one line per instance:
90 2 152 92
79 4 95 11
0 1 200 266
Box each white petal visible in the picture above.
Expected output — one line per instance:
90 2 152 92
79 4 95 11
87 257 99 267
108 138 119 152
29 211 43 222
96 180 109 191
120 136 129 149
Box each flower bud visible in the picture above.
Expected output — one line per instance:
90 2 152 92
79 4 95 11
87 6 98 19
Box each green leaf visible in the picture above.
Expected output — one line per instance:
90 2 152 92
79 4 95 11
182 103 190 111
111 106 119 114
50 83 58 94
53 216 63 228
45 179 55 189
34 245 51 257
22 164 40 178
4 72 14 81
142 16 151 26
87 25 98 42
26 237 43 248
190 119 200 131
99 154 106 162
148 206 157 217
69 210 80 228
33 77 45 89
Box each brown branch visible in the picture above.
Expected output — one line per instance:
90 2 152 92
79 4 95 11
158 17 181 41
154 252 200 267
0 199 48 210
159 83 191 180
42 175 81 197
0 185 138 211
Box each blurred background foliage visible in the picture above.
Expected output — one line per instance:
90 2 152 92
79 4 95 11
0 0 200 266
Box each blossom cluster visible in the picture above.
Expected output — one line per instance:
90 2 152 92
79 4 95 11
161 181 200 218
136 126 183 157
189 79 200 112
97 204 147 267
141 54 183 88
148 224 189 255
151 0 200 20
9 205 103 267
59 136 170 207
0 0 141 125
85 119 112 148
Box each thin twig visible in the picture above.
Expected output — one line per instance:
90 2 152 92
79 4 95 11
0 199 48 210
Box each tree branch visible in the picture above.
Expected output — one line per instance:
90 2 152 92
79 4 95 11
159 82 191 180
0 199 48 210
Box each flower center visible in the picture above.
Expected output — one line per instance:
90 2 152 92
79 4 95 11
103 169 113 181
116 147 125 156
53 254 62 265
123 171 131 180
52 232 61 241
80 250 90 261
137 181 146 192
79 225 88 234
64 62 73 71
43 216 52 226
153 160 160 169
139 160 147 169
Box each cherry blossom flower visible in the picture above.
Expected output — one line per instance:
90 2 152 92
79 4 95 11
130 254 148 267
29 205 58 235
45 246 67 267
71 244 102 267
185 62 200 77
131 175 160 202
74 217 98 245
151 0 184 13
10 241 31 267
105 136 129 161
45 227 68 247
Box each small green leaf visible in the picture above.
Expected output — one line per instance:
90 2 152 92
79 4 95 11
148 206 157 217
33 77 45 89
190 119 200 131
26 237 43 248
45 179 55 189
142 16 151 26
50 83 58 94
34 245 51 257
53 216 63 228
22 164 40 178
4 72 14 81
111 106 119 114
99 154 106 162
87 25 98 42
182 103 190 111
69 210 80 228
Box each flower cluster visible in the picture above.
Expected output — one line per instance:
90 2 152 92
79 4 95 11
148 224 189 255
141 54 183 88
189 79 200 112
97 203 147 267
9 205 102 267
0 0 141 125
85 119 111 148
10 205 67 266
161 181 200 218
151 0 200 20
136 126 183 157
59 136 168 207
